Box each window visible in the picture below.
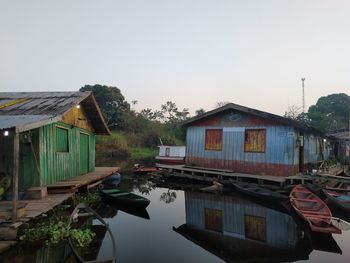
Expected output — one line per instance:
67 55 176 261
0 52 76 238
245 215 266 241
205 208 223 232
244 129 266 153
56 127 69 152
205 129 222 151
165 147 170 157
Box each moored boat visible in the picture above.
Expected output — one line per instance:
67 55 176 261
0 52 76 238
155 145 186 165
231 181 289 203
133 166 157 175
290 185 341 234
322 189 350 213
99 188 150 209
69 203 116 263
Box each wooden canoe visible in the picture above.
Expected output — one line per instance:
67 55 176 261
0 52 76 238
231 181 289 203
100 188 150 209
290 185 341 234
322 189 350 213
69 203 116 263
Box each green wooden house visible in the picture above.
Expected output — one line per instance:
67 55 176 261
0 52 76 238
0 92 110 193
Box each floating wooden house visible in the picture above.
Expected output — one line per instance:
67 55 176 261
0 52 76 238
155 145 186 164
183 103 330 177
0 92 111 218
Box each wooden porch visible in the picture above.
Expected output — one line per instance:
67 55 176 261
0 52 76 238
47 166 119 193
0 166 118 248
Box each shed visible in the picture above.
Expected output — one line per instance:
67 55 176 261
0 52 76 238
0 92 110 219
329 131 350 165
183 103 329 177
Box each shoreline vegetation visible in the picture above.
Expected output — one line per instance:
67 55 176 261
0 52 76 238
83 85 350 169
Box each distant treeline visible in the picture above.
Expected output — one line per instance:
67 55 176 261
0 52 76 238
81 85 350 151
80 85 191 153
284 93 350 133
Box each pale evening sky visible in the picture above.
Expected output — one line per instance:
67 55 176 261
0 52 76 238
0 0 349 115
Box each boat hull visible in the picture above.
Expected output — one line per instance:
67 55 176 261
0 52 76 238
100 189 150 209
322 189 350 214
290 185 341 234
232 181 288 203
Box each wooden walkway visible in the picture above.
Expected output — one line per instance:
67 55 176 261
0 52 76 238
156 164 313 185
0 166 119 245
47 167 119 193
0 193 73 222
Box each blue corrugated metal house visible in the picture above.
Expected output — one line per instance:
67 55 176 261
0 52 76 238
183 103 329 177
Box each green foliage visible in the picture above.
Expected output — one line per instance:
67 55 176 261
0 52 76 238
75 192 101 205
21 220 74 245
129 147 158 159
20 216 96 247
308 93 350 132
70 228 96 248
80 84 130 129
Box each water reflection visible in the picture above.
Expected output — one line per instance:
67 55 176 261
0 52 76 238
174 190 342 262
2 179 350 263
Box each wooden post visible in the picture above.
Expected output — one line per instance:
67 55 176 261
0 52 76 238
12 132 19 222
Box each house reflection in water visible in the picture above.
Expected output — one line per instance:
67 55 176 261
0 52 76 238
174 191 338 262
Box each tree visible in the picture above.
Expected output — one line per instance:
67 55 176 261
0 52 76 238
80 84 130 129
215 101 230 108
195 108 206 116
308 93 350 132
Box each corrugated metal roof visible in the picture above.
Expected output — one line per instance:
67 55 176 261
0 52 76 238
0 92 110 134
0 92 89 116
0 114 56 130
182 103 324 135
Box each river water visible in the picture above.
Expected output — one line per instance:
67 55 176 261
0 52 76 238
3 176 350 263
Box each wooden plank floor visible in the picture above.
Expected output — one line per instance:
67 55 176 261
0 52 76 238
157 164 287 183
47 167 119 192
0 193 73 222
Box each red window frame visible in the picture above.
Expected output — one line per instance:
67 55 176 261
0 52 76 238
205 129 223 151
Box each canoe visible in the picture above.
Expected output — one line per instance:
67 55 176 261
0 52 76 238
99 188 150 209
231 181 289 203
69 203 116 263
133 167 157 175
290 185 341 234
322 189 350 213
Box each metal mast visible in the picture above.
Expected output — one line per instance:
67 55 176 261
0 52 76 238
301 78 305 113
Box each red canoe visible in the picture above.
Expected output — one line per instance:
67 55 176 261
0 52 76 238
290 185 341 234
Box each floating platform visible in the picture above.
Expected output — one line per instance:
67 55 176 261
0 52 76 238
156 164 313 186
47 167 119 193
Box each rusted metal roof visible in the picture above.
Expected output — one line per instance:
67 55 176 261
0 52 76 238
183 103 324 135
0 92 110 134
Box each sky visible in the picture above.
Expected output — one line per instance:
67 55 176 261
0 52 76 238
0 0 349 116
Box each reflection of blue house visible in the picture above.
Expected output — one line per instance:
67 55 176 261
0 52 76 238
184 191 300 250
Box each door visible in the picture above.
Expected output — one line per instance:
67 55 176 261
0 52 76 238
80 133 89 175
299 134 304 173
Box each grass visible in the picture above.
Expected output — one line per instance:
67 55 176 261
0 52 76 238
129 147 158 159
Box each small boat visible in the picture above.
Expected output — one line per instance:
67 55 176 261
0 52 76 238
290 185 341 234
200 181 223 193
322 189 350 213
231 181 288 203
155 145 186 165
69 203 116 263
99 188 150 208
104 201 150 220
133 167 157 175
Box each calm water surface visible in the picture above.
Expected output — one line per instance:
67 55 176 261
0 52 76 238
4 177 350 262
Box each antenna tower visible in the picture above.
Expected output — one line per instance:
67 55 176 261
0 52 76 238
301 78 305 113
